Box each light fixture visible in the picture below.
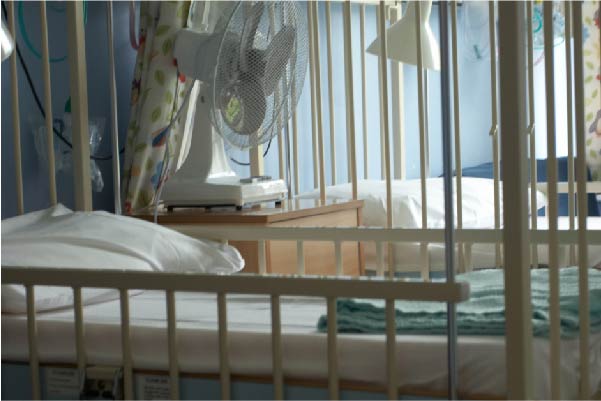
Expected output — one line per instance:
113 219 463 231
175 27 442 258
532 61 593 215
1 19 14 62
367 0 440 70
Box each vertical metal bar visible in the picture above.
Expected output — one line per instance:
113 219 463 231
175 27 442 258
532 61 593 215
439 3 457 399
217 293 231 400
166 290 179 399
376 5 386 179
572 3 590 398
544 3 561 398
564 1 576 265
120 289 134 400
325 2 336 185
489 2 502 268
527 1 539 268
26 286 41 400
311 2 327 203
258 240 267 275
7 1 24 215
292 80 300 196
360 4 369 180
416 2 430 279
390 5 405 181
66 2 93 211
326 297 339 400
73 287 86 374
106 2 122 214
385 299 397 400
498 2 534 398
307 2 319 189
40 2 57 206
271 295 284 400
343 1 358 200
334 240 343 276
296 240 305 275
451 1 464 273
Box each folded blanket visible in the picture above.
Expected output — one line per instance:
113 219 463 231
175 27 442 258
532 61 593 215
317 267 601 338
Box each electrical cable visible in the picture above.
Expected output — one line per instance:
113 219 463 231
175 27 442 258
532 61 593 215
2 2 123 161
229 136 273 166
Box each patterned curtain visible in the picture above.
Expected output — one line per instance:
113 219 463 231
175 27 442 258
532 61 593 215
122 1 193 214
584 1 601 179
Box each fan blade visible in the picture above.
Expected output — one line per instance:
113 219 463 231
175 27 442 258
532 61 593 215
239 2 264 73
262 25 296 96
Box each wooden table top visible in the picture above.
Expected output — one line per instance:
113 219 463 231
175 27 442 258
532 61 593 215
134 199 364 225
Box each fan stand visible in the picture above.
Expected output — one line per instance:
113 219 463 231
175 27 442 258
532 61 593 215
161 87 287 210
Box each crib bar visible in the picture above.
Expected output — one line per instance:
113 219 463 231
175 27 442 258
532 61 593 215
311 2 327 202
292 80 300 196
326 297 339 400
106 2 121 214
450 1 464 272
307 2 319 189
270 295 284 400
66 2 93 211
376 6 386 179
376 241 384 276
572 3 590 397
498 3 534 397
26 286 41 400
40 2 57 206
488 2 502 268
415 2 430 279
378 3 392 228
335 241 343 276
73 287 86 373
526 1 538 268
564 1 576 265
296 240 305 275
360 4 368 180
166 290 180 399
259 240 267 275
119 289 134 400
325 2 336 185
217 293 231 400
543 4 561 398
7 2 24 215
343 1 358 200
390 5 405 181
385 299 397 400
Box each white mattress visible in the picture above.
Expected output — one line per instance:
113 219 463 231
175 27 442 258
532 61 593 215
3 291 600 399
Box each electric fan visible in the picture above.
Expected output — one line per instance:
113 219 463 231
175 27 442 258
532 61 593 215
161 1 308 209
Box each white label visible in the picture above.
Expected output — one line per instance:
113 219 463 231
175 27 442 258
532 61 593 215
45 367 80 399
135 375 171 400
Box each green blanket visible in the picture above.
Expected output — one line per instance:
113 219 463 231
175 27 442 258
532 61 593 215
317 267 601 338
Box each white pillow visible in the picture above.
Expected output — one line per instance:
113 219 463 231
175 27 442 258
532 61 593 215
2 205 244 313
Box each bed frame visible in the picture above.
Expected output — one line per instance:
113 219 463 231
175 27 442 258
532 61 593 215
2 1 599 400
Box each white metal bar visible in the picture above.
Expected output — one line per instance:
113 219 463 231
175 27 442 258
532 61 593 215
217 293 231 400
307 2 319 189
270 295 284 400
106 2 122 214
66 2 93 211
390 5 405 180
489 2 502 268
385 299 397 400
325 2 336 185
326 297 339 399
26 286 41 400
543 3 561 398
527 1 539 269
564 1 576 265
166 290 179 399
343 1 358 200
415 2 430 279
572 3 590 397
119 289 134 400
498 2 534 398
334 240 343 276
360 4 368 180
311 2 327 203
40 2 57 206
451 1 464 272
73 287 86 373
258 240 267 275
7 1 24 215
296 240 305 275
376 5 386 178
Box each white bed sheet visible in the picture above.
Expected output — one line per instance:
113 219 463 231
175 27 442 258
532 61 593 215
3 291 600 399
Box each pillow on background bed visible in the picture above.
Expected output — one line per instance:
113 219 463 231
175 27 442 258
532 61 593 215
1 204 244 313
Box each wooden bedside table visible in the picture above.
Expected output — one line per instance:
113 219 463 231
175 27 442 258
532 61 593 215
136 199 364 276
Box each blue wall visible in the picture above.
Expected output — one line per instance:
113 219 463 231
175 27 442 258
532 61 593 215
1 1 136 218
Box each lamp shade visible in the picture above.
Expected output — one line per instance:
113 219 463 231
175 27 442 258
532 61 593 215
367 1 440 70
